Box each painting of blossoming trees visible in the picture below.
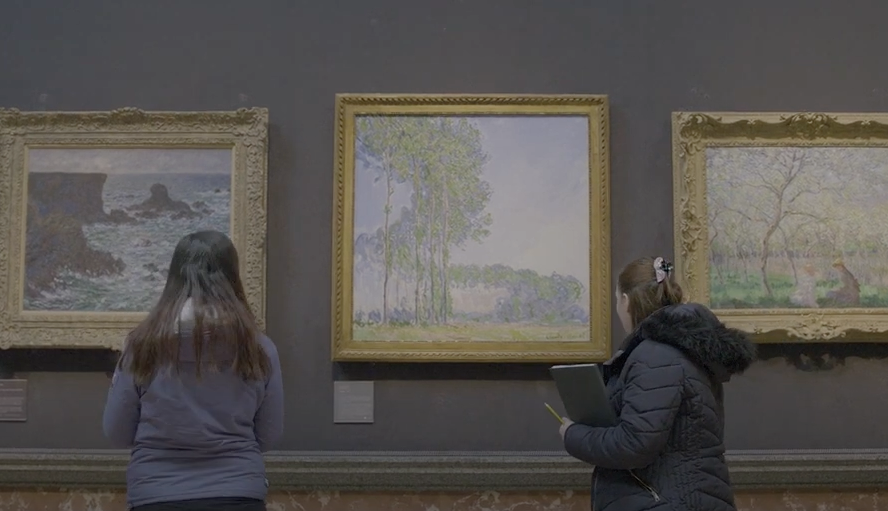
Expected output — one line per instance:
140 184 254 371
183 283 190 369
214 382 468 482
706 146 888 310
674 111 888 341
332 94 611 362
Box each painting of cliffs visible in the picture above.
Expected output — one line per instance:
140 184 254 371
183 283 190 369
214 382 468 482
24 148 232 312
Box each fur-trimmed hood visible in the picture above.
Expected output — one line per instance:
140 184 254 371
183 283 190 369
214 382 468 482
636 302 757 382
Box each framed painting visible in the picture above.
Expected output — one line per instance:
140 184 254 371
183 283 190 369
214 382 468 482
332 94 611 362
673 111 888 341
0 107 268 349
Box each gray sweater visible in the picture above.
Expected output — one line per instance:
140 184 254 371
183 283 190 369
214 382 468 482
102 329 284 508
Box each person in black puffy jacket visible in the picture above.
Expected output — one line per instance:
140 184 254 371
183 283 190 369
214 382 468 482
559 256 756 511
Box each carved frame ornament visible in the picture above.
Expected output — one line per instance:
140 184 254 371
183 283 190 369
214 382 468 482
673 111 888 341
0 107 269 349
332 94 611 362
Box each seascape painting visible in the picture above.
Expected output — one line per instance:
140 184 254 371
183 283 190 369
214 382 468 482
351 115 591 343
706 146 888 310
24 148 232 312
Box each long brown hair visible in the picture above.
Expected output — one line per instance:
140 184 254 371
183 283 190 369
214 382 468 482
618 256 684 328
120 230 270 385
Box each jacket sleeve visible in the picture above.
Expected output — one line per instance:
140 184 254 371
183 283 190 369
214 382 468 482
102 362 142 448
254 337 284 452
562 358 683 470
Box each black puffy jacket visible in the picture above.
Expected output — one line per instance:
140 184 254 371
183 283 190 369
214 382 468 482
562 303 756 511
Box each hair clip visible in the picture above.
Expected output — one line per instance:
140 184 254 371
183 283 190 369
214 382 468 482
653 257 673 283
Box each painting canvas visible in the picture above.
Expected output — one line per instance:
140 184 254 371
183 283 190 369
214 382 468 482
25 148 231 312
332 94 611 362
674 111 888 341
707 146 888 310
0 108 269 349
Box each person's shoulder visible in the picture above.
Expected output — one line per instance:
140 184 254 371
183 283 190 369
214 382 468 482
257 333 280 358
637 303 756 379
630 336 687 368
634 303 719 364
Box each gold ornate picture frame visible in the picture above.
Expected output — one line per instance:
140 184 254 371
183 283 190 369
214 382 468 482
332 94 611 362
0 107 268 349
673 111 888 341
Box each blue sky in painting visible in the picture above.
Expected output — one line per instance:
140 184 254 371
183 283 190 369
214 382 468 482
353 115 590 284
28 148 232 174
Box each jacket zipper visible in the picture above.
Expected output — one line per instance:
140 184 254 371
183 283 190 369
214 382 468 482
629 470 661 502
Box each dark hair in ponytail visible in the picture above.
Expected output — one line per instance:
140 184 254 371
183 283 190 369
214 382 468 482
617 256 684 328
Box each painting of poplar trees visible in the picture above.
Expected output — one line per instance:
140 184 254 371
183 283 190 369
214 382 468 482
333 95 611 362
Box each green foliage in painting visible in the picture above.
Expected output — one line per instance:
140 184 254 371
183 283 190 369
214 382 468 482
707 146 888 309
352 116 589 342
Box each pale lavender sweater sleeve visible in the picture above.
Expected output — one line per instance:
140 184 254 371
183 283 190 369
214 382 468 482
102 361 142 448
254 336 284 451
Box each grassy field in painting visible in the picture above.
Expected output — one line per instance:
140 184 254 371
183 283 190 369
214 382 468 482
710 270 888 309
353 323 589 342
351 116 591 346
705 147 888 310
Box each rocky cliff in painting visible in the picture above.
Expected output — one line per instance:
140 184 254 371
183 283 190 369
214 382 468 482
25 172 129 300
27 172 134 224
127 183 204 219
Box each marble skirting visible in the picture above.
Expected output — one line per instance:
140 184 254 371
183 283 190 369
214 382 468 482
2 449 888 510
2 449 888 491
1 489 887 510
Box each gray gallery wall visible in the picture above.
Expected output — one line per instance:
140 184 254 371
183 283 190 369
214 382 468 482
1 0 888 451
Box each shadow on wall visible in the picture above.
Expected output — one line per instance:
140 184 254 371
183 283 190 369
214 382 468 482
0 350 119 378
336 341 888 380
755 342 888 372
1 342 886 379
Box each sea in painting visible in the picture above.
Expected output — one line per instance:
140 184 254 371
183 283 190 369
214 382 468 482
24 148 231 312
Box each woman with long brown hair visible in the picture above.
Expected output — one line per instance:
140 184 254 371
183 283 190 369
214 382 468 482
559 256 756 511
103 230 283 511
